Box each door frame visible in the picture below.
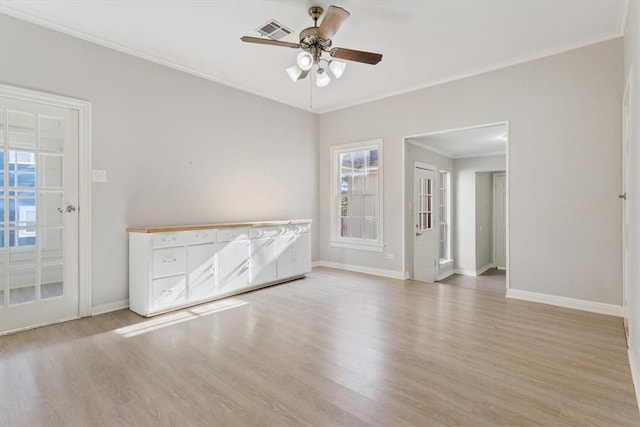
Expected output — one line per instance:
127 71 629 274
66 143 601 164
413 161 438 281
492 172 506 269
1 84 92 319
402 120 510 290
622 72 632 333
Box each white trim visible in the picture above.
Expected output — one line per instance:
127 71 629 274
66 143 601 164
436 270 455 281
0 6 623 115
476 263 494 276
317 32 623 114
454 264 493 277
329 240 384 252
91 299 129 316
311 261 321 268
0 314 79 336
316 260 407 280
329 139 384 251
0 6 316 114
628 341 640 413
0 84 93 318
506 289 623 317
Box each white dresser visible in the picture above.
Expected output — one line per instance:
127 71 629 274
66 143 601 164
127 220 311 316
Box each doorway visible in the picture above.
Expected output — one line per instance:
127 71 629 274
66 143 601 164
0 85 91 334
403 121 509 289
622 76 631 335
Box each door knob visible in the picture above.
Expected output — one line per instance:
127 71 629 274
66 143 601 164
619 193 627 200
416 231 423 236
57 205 77 213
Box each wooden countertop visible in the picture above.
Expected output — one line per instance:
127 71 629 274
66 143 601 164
126 219 312 234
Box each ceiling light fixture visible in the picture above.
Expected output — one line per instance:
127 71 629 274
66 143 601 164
329 60 347 79
296 51 314 71
316 67 331 87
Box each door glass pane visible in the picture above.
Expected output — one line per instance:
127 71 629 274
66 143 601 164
8 111 36 150
41 264 63 299
9 266 36 305
41 228 63 263
41 155 63 188
39 116 64 153
40 191 63 226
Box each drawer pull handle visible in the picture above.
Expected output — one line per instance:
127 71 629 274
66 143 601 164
196 233 207 239
163 289 174 294
163 258 177 264
162 237 176 243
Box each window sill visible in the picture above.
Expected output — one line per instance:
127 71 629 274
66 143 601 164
329 240 384 253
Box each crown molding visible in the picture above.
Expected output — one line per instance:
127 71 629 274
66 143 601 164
317 30 624 114
0 6 315 113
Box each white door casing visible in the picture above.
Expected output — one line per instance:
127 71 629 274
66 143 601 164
493 173 507 269
622 76 631 332
413 163 437 282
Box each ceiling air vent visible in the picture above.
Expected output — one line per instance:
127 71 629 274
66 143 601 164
255 20 293 40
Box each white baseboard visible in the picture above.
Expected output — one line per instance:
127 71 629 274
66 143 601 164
454 264 493 277
311 261 321 268
476 263 493 276
506 289 623 317
437 270 455 281
92 299 129 316
315 260 407 280
628 341 640 413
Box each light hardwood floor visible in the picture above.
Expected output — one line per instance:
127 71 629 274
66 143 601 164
439 268 507 295
1 267 638 426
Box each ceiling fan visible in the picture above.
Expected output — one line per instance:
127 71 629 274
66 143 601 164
241 5 383 87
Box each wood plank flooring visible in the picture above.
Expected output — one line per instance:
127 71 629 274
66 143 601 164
1 267 638 426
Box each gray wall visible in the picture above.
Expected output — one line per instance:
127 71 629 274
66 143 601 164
319 38 623 305
0 15 319 309
475 172 494 271
404 142 454 278
452 155 505 273
623 1 640 379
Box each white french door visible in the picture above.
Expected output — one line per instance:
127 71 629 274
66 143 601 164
413 163 437 282
0 96 80 334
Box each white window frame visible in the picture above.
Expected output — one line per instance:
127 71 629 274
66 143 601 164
438 170 452 265
329 139 384 252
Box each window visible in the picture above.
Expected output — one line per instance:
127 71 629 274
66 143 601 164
438 171 451 262
330 139 383 252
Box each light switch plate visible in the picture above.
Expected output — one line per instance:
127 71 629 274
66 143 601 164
92 169 107 183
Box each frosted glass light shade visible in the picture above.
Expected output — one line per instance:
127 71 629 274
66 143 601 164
286 65 302 82
329 60 347 79
316 68 331 87
296 52 314 71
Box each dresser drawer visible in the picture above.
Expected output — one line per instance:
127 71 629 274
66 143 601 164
217 227 249 242
277 225 296 236
152 232 186 248
152 275 186 309
249 226 278 239
186 229 217 245
152 247 186 278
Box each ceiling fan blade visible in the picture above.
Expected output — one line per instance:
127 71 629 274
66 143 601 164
240 36 300 49
330 48 383 65
318 6 350 40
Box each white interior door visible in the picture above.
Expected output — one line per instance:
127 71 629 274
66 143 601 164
493 173 507 269
622 81 630 333
0 97 79 334
413 164 437 282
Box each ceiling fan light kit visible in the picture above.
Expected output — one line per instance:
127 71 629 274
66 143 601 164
242 5 382 88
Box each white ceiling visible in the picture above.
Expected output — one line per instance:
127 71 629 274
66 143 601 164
0 1 627 113
408 123 507 159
